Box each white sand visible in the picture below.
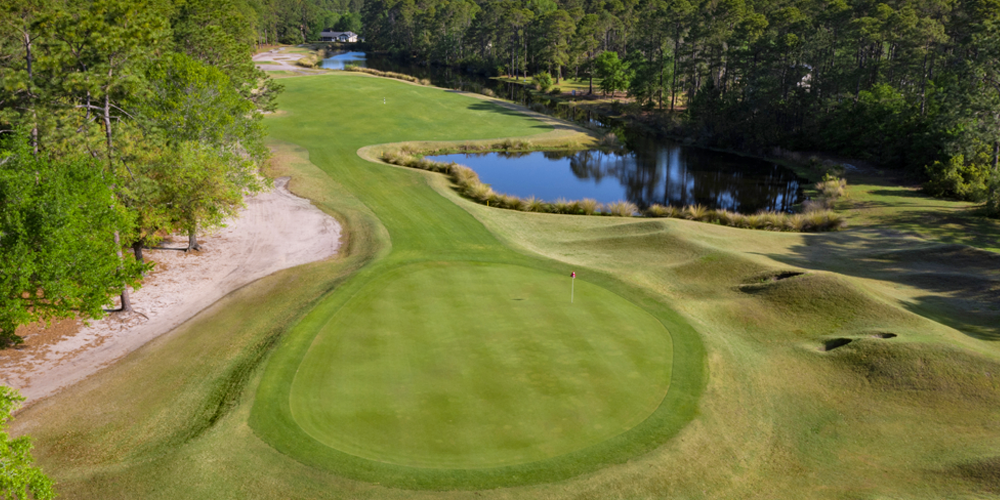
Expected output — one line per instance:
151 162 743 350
253 47 322 73
0 177 341 402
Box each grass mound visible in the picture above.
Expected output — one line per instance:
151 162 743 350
737 272 921 331
826 341 1000 403
947 456 1000 494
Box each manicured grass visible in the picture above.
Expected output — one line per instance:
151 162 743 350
291 262 672 469
11 72 1000 499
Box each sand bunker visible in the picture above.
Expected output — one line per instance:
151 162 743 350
0 177 341 402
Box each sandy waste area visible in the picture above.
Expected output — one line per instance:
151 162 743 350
0 177 341 403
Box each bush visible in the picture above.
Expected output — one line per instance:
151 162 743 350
549 87 562 95
985 176 1000 217
816 173 848 199
533 72 553 92
924 154 990 201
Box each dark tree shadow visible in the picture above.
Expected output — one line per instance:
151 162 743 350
761 228 1000 341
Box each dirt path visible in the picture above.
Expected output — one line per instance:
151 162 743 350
0 177 341 402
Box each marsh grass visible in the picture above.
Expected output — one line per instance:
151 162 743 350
294 48 327 68
684 204 710 221
606 200 638 217
346 66 430 85
524 196 546 212
580 198 600 215
379 149 843 232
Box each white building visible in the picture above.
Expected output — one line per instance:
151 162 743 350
320 31 360 43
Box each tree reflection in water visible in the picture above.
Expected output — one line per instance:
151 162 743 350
431 138 802 214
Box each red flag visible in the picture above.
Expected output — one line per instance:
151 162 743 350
571 272 576 278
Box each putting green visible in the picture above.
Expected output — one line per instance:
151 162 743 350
288 261 673 469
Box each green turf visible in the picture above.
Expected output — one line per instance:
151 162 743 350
11 73 1000 499
289 261 672 469
244 73 705 488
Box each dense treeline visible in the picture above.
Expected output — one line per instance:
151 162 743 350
0 0 294 346
362 0 1000 213
254 0 364 44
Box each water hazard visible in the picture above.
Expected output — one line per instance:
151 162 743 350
327 51 805 213
430 141 802 213
321 51 366 70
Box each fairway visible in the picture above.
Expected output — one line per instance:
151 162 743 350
22 71 1000 500
289 262 672 468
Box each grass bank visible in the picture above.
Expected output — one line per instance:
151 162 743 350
11 72 1000 499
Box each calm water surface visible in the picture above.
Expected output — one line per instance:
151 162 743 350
430 142 802 213
328 51 804 212
321 51 366 70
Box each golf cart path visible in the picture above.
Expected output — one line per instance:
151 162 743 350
0 177 341 403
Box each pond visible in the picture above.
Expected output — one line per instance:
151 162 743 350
331 51 805 212
430 140 802 213
321 51 366 70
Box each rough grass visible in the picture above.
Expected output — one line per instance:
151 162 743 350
12 72 1000 500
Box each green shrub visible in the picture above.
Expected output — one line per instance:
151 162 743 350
549 87 562 95
924 154 990 201
533 72 553 92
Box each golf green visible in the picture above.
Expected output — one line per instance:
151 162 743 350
288 262 673 469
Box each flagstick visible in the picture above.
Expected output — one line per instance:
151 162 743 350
571 276 575 303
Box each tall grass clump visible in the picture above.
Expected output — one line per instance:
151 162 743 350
524 196 546 212
714 210 740 226
805 173 848 212
464 181 494 201
295 48 326 68
580 198 600 215
552 198 574 214
645 204 677 218
606 200 638 217
683 204 709 221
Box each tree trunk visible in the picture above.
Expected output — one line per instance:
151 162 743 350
671 36 679 111
132 240 144 263
993 140 999 173
187 226 201 252
24 30 38 154
114 230 133 313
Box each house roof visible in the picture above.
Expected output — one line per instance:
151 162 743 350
320 31 359 38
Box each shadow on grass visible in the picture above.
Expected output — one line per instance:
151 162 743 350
764 228 1000 341
466 101 553 129
864 208 1000 251
866 188 927 198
